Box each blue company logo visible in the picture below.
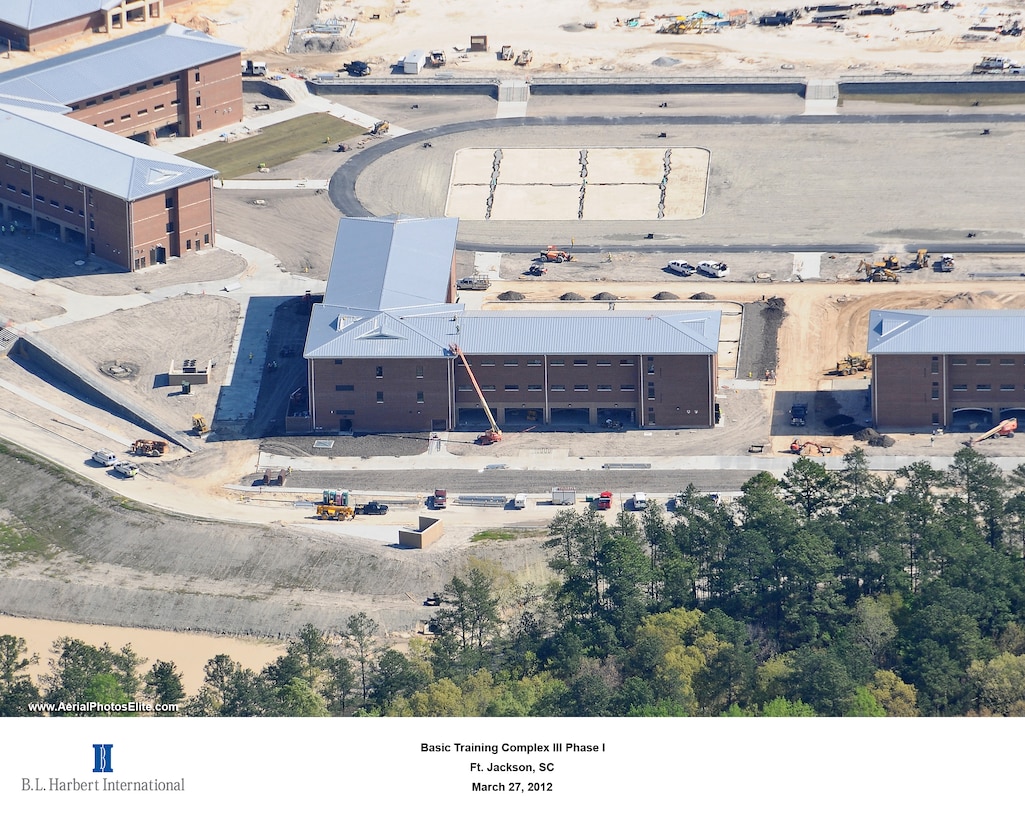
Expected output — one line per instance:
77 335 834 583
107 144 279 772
92 744 113 774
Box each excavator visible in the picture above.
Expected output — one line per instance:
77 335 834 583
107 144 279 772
450 343 503 445
915 249 930 269
790 439 833 456
857 260 900 283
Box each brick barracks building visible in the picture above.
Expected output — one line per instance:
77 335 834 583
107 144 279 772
868 309 1025 432
0 0 191 52
0 23 242 269
299 216 722 434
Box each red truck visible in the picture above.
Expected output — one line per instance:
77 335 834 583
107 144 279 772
596 491 613 510
432 489 447 509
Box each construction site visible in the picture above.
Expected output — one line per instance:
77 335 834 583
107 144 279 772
4 0 1025 663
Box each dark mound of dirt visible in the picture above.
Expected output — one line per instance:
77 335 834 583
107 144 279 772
854 427 877 442
497 291 526 301
870 434 896 448
765 297 786 313
653 291 680 300
690 292 716 300
834 423 865 437
560 292 585 301
825 414 854 428
593 292 618 301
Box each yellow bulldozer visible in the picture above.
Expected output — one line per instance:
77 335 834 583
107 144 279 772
369 121 389 136
857 260 900 283
834 354 871 376
192 414 209 435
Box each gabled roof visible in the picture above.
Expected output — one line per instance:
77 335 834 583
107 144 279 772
0 1 121 31
322 215 458 312
867 309 1025 355
304 307 721 359
0 23 242 106
0 102 215 200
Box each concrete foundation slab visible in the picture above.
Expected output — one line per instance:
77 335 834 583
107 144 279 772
499 148 582 185
445 184 490 219
582 184 659 221
450 148 498 184
489 184 581 221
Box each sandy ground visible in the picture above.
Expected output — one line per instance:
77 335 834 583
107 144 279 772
0 614 286 698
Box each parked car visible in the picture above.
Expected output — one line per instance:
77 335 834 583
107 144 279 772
91 449 118 467
667 260 695 276
698 260 729 278
344 61 371 76
631 492 648 510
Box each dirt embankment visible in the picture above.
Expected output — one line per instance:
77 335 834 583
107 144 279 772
0 440 546 637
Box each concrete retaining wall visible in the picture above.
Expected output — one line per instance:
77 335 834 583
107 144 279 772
11 335 197 452
398 515 444 549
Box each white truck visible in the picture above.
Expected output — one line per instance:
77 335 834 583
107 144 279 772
513 493 527 509
551 488 576 506
632 492 648 510
114 461 139 478
91 449 118 467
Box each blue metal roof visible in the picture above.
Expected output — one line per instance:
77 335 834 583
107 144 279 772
305 307 721 359
0 23 241 105
322 215 458 312
868 309 1025 355
0 102 215 200
0 1 121 30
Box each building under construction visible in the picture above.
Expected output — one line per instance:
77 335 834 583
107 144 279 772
299 216 721 434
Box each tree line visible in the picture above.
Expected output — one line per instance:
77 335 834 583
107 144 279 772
5 446 1025 716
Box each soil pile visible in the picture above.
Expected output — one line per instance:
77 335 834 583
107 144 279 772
498 291 526 301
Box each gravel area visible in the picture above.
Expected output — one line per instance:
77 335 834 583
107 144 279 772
261 433 432 458
736 298 784 380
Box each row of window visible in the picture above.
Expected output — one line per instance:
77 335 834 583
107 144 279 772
950 358 1020 366
950 385 1018 393
366 392 424 404
456 384 635 393
101 104 169 126
465 358 637 367
69 75 185 111
3 184 85 216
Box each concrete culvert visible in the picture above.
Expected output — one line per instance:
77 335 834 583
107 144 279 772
593 291 618 301
497 291 526 301
560 292 586 301
690 292 716 300
653 291 680 300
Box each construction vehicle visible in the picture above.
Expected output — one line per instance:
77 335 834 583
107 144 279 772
500 45 515 60
450 343 503 445
790 403 808 426
539 246 574 263
698 260 730 278
456 276 491 290
969 417 1017 446
114 461 139 478
528 263 548 276
914 249 930 269
515 49 533 66
317 504 354 521
423 594 441 606
242 59 267 76
857 260 900 282
431 489 448 509
833 354 870 376
939 254 955 272
596 491 613 510
192 414 210 434
131 439 169 457
790 439 832 456
427 50 447 67
354 501 389 515
343 60 371 76
369 121 390 136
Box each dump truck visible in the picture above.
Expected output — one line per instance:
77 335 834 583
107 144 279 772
431 489 448 509
539 246 574 263
131 439 169 457
790 403 808 426
192 414 209 434
552 488 576 505
515 49 533 66
354 501 389 515
317 504 354 520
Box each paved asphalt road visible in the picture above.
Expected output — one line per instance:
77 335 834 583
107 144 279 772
244 468 762 495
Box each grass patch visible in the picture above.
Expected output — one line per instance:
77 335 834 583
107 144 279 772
840 93 1025 107
178 113 366 179
471 529 525 542
0 522 53 557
